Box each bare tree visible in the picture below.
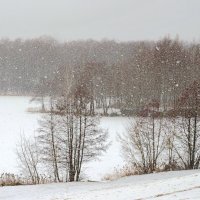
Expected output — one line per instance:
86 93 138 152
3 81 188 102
16 134 40 184
56 84 108 182
119 100 167 173
173 81 200 169
37 98 61 182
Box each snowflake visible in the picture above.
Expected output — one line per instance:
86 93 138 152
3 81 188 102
156 46 160 51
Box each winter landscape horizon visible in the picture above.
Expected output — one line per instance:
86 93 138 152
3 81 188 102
1 0 200 199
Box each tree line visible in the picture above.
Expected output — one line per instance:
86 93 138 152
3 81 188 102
1 37 200 115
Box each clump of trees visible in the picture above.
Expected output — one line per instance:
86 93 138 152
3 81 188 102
16 84 108 183
119 81 200 175
119 100 168 173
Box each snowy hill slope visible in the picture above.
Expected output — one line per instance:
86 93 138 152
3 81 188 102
1 170 200 200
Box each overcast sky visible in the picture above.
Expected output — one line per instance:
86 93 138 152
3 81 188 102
0 0 199 42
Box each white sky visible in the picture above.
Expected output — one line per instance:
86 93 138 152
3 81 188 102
0 0 199 42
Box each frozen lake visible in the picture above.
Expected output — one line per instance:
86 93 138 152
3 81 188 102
0 96 128 180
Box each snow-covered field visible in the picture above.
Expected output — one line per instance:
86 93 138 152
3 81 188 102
0 97 39 173
0 96 127 180
1 170 200 200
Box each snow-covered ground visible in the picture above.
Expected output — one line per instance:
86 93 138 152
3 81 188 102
1 170 200 200
0 96 128 180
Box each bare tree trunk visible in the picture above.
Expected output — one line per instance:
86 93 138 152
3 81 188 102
50 103 60 182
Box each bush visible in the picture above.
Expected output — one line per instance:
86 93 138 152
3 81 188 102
103 165 143 181
0 173 23 186
0 173 56 187
109 112 120 117
103 161 183 181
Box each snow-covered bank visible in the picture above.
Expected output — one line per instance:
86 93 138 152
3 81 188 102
1 170 200 200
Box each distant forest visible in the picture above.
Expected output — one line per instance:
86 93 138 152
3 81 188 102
0 36 200 113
